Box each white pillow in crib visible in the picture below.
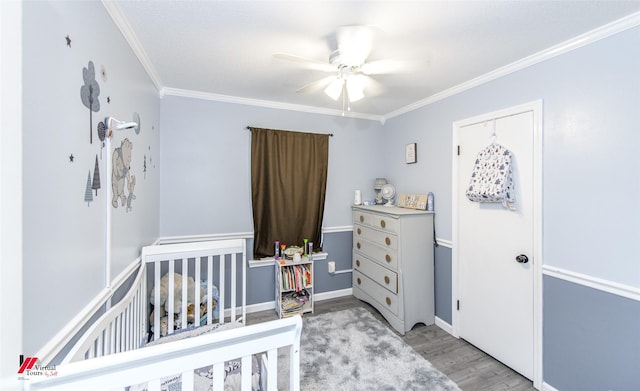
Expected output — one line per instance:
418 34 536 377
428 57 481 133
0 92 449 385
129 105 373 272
145 321 242 347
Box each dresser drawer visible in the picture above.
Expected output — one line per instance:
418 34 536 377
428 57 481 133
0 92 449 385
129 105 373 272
352 211 398 234
354 270 399 316
354 255 398 294
353 239 398 271
354 224 398 250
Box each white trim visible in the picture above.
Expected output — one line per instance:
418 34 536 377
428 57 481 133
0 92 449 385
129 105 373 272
322 225 353 234
435 316 453 336
543 265 640 302
314 288 353 302
0 1 23 388
156 231 254 245
451 100 543 389
384 11 640 121
100 0 163 93
162 87 385 123
436 238 452 248
541 382 560 391
243 288 353 316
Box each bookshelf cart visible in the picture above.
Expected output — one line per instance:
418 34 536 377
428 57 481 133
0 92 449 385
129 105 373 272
275 257 314 318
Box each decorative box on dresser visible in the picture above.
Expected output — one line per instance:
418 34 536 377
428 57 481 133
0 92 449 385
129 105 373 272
352 205 435 335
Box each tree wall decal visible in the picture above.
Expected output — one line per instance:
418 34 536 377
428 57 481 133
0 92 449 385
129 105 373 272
80 61 100 144
92 155 101 195
84 171 93 206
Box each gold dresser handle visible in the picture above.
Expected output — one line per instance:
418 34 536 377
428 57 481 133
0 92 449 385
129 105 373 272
385 254 391 263
359 215 364 223
357 242 361 250
357 278 361 285
386 297 391 305
357 228 361 235
356 259 361 267
380 220 386 228
384 276 390 284
385 237 391 246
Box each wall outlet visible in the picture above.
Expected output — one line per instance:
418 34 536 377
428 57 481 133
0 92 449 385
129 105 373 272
328 261 336 273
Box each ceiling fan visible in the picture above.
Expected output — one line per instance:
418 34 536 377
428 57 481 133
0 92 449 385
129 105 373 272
274 25 404 109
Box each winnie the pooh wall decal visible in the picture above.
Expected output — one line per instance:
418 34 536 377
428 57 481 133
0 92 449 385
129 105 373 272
111 138 135 209
80 61 101 144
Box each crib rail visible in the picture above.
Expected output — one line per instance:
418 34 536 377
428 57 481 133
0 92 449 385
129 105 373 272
61 259 146 364
25 315 303 391
142 238 247 341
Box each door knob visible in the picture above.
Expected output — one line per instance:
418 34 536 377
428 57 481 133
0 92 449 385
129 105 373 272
516 254 529 264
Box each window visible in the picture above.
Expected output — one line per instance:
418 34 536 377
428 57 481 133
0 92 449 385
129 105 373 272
250 127 329 259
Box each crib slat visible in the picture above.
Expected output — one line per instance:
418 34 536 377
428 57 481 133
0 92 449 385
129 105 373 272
241 355 251 390
219 255 225 324
181 257 188 330
167 261 175 335
267 348 278 391
207 258 214 325
212 362 224 391
231 253 237 321
195 256 202 325
153 261 161 341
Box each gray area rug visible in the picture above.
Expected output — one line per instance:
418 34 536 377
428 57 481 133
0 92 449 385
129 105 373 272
279 307 461 391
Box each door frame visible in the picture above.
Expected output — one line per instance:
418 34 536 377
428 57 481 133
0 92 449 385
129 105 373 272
451 100 543 389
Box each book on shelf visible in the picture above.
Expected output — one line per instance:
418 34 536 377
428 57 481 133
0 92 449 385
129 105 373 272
280 264 312 292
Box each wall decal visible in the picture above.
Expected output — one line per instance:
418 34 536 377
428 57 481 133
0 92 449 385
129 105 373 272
126 175 136 212
143 154 147 179
65 35 71 47
100 65 108 82
69 154 74 162
107 96 111 104
80 61 101 144
92 155 101 195
111 138 133 208
84 171 93 206
97 121 106 158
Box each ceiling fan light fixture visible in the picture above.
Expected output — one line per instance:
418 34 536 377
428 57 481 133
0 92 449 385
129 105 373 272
346 75 365 102
324 78 345 101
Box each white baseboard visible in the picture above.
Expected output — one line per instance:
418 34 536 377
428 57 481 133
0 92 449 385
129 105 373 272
315 288 353 301
540 382 559 391
435 316 453 335
243 288 353 316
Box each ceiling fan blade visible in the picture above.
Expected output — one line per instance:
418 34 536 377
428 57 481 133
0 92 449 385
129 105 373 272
273 53 335 72
336 25 373 66
362 75 384 97
360 59 414 75
296 75 336 94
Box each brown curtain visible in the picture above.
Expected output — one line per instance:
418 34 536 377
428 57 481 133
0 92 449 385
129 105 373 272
250 127 329 259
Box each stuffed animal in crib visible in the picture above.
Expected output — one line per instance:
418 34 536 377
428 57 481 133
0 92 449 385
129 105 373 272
149 273 205 315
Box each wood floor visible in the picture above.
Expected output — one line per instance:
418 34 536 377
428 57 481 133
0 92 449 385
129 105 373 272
247 295 535 391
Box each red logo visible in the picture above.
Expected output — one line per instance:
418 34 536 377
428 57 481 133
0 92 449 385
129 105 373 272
18 357 38 374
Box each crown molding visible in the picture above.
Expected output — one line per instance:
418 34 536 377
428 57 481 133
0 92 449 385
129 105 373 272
383 11 640 121
101 0 164 93
161 87 385 123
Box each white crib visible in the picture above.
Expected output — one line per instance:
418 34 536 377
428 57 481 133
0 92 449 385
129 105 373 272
26 239 302 391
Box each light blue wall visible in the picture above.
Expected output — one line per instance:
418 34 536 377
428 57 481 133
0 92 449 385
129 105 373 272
543 276 640 390
159 95 387 235
22 1 160 354
385 26 640 288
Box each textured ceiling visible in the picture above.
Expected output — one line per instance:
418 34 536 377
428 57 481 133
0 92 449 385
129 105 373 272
109 1 640 120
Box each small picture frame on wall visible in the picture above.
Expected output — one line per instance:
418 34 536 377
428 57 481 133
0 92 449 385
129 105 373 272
405 143 417 164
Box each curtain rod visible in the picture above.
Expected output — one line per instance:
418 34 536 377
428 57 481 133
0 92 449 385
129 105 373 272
246 126 333 137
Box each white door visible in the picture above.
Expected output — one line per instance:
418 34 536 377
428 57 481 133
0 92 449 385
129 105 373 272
453 102 541 382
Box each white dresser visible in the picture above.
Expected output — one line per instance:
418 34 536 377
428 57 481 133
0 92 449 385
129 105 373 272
352 205 435 334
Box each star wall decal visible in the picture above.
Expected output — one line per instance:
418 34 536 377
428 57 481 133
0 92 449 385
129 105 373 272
107 96 111 104
65 35 71 47
69 153 74 162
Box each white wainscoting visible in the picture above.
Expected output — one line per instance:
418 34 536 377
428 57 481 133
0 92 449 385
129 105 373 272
542 265 640 302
